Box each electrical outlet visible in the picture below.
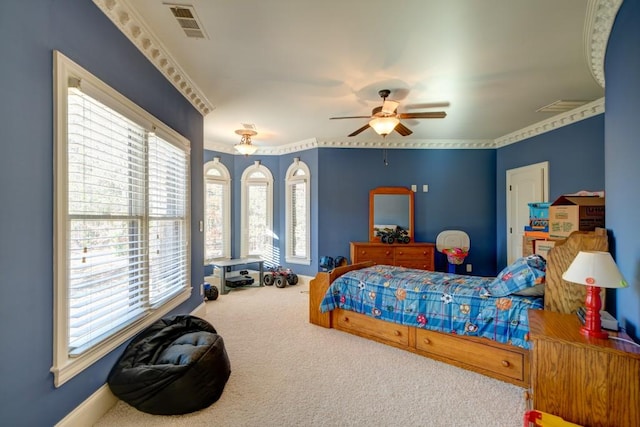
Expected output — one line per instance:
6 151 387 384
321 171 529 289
199 283 204 296
466 264 472 273
423 184 429 192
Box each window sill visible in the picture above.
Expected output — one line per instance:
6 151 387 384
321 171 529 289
51 287 191 387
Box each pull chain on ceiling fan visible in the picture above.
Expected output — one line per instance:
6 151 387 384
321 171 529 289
330 89 447 137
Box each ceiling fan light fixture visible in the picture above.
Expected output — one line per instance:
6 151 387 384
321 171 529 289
234 129 258 155
369 116 400 137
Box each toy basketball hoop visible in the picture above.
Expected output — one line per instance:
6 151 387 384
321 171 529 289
442 247 469 265
436 230 471 273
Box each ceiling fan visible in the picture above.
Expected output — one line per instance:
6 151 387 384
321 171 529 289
330 89 446 137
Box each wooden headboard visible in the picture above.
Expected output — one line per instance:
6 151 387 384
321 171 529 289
544 228 608 314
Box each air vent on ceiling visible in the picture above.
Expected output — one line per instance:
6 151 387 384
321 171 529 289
536 100 590 113
166 4 208 39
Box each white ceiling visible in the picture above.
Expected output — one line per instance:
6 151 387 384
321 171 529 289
100 0 607 152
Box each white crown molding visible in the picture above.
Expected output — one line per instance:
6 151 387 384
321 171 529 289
205 99 606 155
92 0 214 116
585 0 624 88
494 97 605 148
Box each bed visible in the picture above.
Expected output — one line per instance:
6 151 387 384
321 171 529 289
309 230 608 387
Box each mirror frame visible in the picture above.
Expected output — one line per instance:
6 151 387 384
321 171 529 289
369 186 414 242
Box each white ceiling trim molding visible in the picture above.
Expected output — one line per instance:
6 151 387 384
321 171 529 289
315 139 495 150
585 0 624 88
92 0 214 116
494 97 605 148
204 99 605 154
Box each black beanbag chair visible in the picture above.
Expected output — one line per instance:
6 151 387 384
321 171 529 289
108 315 231 415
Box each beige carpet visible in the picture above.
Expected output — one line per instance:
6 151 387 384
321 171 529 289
95 281 526 426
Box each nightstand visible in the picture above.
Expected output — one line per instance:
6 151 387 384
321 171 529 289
528 310 640 427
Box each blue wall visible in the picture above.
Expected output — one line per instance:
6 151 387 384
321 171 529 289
317 148 497 275
495 115 605 268
0 1 204 425
604 0 640 339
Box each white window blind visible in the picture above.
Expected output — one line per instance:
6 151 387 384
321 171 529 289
285 159 311 265
204 159 231 262
240 162 273 261
65 84 188 355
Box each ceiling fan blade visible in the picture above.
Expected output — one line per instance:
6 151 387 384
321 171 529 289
395 122 413 136
381 100 399 114
330 115 372 120
398 111 447 119
348 123 371 137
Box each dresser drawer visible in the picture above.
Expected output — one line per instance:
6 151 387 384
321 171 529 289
415 329 525 381
335 309 410 347
353 245 394 265
395 246 433 260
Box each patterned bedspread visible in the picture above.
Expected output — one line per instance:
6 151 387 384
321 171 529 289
319 265 543 349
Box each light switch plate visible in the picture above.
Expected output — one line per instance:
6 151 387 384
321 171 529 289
423 184 429 192
411 184 417 192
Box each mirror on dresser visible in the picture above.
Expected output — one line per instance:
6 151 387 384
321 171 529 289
369 186 414 242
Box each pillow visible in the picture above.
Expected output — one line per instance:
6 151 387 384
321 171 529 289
487 254 546 297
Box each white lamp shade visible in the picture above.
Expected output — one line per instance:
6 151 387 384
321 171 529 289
369 116 399 136
234 142 258 155
562 251 628 289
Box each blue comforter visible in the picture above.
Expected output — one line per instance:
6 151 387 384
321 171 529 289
320 265 543 349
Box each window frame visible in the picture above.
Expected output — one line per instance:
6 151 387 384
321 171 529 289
285 158 311 265
52 50 191 387
240 161 273 261
203 157 231 262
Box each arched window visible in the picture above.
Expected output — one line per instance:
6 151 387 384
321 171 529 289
285 158 311 265
241 161 274 262
204 157 231 262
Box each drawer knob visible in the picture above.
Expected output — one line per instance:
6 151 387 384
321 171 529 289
394 330 401 336
423 338 431 345
501 360 510 367
385 251 390 255
343 317 349 322
398 251 403 255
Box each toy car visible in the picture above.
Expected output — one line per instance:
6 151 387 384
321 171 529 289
378 226 410 244
263 266 298 288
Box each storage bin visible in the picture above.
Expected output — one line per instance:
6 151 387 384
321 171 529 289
528 202 551 219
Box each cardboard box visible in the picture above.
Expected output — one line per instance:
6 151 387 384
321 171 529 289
534 240 556 259
549 196 605 239
523 235 535 257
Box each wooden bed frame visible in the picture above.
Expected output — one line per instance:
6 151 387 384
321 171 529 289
309 230 608 388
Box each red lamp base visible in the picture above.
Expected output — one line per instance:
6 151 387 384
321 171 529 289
581 284 609 339
580 325 609 339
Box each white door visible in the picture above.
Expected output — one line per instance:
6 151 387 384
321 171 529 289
506 162 549 264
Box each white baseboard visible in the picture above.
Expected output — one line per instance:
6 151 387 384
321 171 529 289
55 384 118 427
56 300 209 426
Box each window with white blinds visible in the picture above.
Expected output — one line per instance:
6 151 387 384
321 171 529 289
204 158 231 262
240 162 273 262
53 51 191 386
285 158 311 265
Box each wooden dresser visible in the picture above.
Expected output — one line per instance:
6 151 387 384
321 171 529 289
350 242 435 270
528 310 640 427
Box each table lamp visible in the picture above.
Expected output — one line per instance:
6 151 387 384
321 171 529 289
562 251 628 338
